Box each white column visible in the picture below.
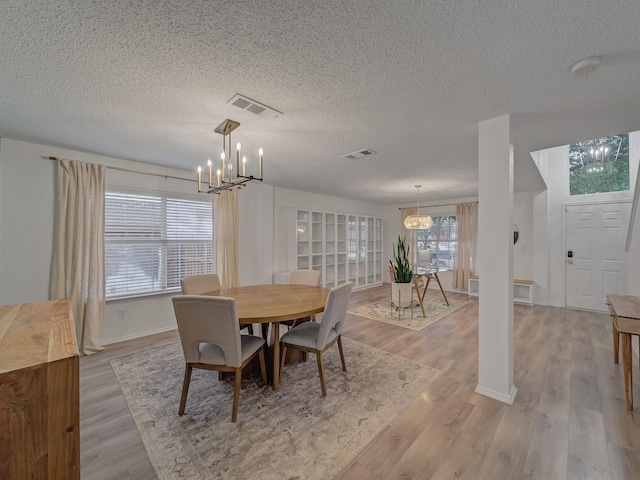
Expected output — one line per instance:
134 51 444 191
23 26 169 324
475 114 517 404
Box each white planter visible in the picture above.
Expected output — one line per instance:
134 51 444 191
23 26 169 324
391 282 413 308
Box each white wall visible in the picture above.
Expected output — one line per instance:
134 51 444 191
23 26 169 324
530 131 640 305
0 138 56 305
238 182 275 286
5 131 636 344
513 191 534 280
0 138 206 344
0 138 385 344
381 194 535 293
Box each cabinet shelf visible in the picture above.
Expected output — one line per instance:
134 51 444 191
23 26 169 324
292 209 383 290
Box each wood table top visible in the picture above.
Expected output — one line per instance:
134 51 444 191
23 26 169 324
205 284 330 324
0 299 78 374
607 294 640 320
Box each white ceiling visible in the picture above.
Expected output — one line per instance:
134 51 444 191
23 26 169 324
2 1 640 204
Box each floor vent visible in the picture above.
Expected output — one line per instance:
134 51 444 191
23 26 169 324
227 94 283 119
342 149 377 159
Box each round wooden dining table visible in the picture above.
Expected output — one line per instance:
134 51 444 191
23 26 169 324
205 284 329 390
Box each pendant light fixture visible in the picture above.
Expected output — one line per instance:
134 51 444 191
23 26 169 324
197 119 263 194
403 185 433 230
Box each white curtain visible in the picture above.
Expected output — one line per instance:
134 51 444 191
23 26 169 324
214 189 239 288
453 202 478 289
50 160 106 355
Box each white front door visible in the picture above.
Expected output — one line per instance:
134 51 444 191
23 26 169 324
565 202 631 311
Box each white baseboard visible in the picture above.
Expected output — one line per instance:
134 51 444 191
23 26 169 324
475 384 518 405
102 325 178 346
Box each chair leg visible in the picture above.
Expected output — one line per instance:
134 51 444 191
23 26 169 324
179 364 193 415
279 344 288 380
258 347 268 385
317 352 327 396
232 367 242 423
337 336 347 371
262 323 269 339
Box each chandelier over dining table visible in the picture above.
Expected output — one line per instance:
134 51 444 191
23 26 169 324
197 119 263 194
403 184 433 230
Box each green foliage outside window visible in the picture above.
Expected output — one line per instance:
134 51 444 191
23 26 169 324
569 133 629 195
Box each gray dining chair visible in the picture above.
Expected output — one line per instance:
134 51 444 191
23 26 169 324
180 273 221 295
279 281 353 396
181 273 254 335
289 269 322 287
280 269 322 330
172 295 267 423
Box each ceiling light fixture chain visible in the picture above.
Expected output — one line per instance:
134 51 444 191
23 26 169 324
403 184 433 230
197 119 263 194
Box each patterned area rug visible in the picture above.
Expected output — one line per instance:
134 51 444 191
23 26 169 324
111 338 440 480
348 295 468 330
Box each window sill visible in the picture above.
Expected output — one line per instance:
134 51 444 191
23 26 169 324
106 289 181 303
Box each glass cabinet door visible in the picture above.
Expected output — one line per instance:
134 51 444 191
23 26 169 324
296 210 310 269
324 213 336 287
357 216 366 286
336 214 347 284
347 215 357 283
293 209 382 289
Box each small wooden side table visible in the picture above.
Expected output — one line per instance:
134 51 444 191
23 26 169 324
607 294 640 410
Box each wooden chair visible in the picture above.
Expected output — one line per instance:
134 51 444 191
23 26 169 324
279 282 353 396
172 295 267 422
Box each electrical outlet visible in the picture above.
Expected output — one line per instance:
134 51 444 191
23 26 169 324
118 310 126 319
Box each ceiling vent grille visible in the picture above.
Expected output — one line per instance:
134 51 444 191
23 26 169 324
342 149 377 159
227 94 283 119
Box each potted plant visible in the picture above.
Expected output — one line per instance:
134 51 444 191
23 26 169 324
391 235 413 308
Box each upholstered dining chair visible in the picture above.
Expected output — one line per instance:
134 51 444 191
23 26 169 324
279 269 322 331
289 269 322 287
180 273 221 295
181 274 254 335
172 295 267 423
279 281 353 396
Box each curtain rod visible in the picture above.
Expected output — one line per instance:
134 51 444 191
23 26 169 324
48 156 197 183
398 200 478 210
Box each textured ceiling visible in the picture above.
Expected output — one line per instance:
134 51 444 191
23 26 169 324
2 1 640 204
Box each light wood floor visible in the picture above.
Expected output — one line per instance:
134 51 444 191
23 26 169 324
80 286 640 479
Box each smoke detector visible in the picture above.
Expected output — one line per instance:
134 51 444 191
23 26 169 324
342 149 377 159
570 56 601 75
227 94 283 118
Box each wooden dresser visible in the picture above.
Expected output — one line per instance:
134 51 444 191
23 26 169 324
0 299 80 479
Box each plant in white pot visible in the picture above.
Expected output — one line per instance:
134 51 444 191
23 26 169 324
391 235 413 308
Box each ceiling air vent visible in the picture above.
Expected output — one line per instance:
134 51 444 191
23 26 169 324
342 149 377 160
227 94 283 119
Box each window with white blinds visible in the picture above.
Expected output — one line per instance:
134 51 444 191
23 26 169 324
105 190 214 299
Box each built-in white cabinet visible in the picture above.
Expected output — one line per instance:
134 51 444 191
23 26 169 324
290 209 383 290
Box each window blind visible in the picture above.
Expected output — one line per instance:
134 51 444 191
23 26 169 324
105 190 214 299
